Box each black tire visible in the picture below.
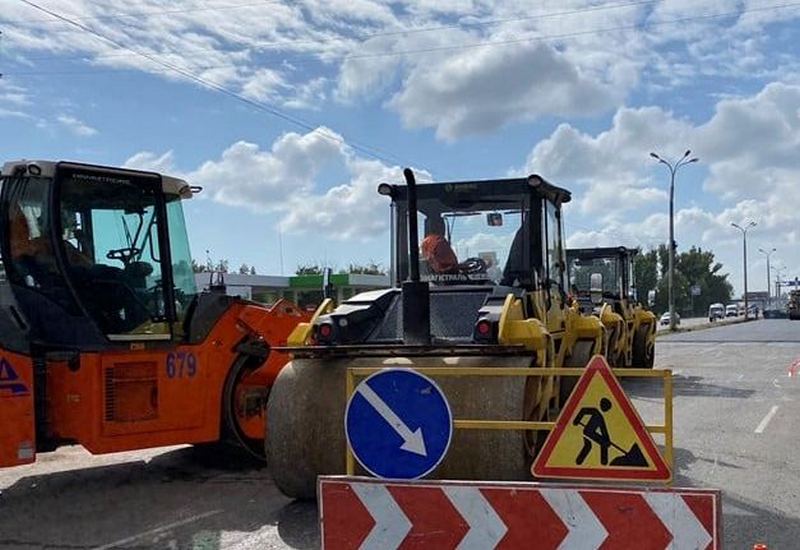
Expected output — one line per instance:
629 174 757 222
194 355 266 463
266 356 537 500
632 324 655 369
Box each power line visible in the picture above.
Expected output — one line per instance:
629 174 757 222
14 0 415 169
342 1 800 61
7 0 660 61
6 1 800 77
7 0 290 26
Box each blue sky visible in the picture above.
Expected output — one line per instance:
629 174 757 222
2 0 799 295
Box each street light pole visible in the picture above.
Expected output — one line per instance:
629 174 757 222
758 247 776 304
732 221 757 319
650 150 699 331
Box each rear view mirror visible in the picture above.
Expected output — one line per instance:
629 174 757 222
590 273 603 305
486 212 503 226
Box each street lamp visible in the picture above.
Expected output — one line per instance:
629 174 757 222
758 247 776 304
650 150 699 331
732 221 757 319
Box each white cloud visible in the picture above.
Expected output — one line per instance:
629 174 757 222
3 1 800 140
539 80 800 294
124 150 177 173
56 114 98 136
185 128 346 211
125 127 427 240
0 108 30 119
279 156 403 241
389 41 622 140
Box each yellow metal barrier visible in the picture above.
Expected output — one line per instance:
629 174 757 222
345 366 674 482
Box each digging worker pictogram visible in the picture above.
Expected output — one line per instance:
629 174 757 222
573 398 613 465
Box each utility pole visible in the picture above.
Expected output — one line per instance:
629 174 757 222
650 150 699 331
732 222 756 319
758 247 776 305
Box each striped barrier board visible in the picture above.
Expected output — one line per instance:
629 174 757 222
319 477 721 549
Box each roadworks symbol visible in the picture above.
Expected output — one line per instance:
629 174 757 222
532 355 671 482
0 358 30 397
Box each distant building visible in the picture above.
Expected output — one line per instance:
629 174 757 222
743 291 769 310
194 272 390 309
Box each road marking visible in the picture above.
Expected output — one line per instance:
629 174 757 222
356 381 428 456
755 405 779 434
93 510 222 550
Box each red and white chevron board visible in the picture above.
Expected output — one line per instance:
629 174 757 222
319 477 721 550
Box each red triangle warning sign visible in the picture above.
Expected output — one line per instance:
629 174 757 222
532 355 671 482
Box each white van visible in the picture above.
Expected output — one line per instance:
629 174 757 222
725 304 738 317
708 303 725 322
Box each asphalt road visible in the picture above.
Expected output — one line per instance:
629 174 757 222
0 318 798 549
637 318 800 547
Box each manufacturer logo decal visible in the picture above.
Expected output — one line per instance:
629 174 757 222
0 358 30 397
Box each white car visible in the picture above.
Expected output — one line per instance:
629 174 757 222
659 312 680 326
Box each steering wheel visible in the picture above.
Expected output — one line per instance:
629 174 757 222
106 247 141 265
459 257 488 275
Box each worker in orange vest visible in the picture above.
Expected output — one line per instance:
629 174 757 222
421 215 459 274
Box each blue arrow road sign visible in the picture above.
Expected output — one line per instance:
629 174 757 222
345 368 453 480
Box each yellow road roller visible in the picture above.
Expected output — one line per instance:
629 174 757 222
567 246 657 368
266 169 604 499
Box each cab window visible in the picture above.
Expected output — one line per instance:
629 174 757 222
59 173 171 340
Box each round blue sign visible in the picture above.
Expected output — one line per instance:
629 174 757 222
345 368 453 480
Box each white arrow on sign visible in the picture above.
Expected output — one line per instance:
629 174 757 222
356 382 428 457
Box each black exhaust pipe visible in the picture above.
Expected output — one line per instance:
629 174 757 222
401 168 431 345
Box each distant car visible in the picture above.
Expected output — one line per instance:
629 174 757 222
725 304 738 317
763 309 787 319
708 303 725 322
659 312 680 326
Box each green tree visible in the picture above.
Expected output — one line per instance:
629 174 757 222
191 258 206 273
633 249 658 303
645 244 733 316
238 263 250 275
344 262 386 275
676 246 733 315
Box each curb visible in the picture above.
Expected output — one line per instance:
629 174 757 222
656 316 751 338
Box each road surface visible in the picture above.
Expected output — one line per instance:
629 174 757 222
0 319 798 548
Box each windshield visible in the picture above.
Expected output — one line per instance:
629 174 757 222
394 183 539 287
568 255 622 298
59 169 172 339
